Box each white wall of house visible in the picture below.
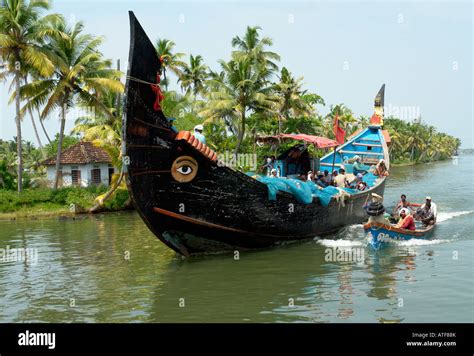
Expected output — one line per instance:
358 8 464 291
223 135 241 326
46 163 115 188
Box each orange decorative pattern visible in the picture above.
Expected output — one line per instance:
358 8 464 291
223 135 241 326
175 131 218 162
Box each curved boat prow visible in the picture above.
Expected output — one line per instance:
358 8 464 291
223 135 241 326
125 12 171 135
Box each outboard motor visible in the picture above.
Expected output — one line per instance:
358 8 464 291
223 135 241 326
366 193 386 224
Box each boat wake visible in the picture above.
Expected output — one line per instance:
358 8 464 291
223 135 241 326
437 210 474 223
316 239 364 248
393 238 451 247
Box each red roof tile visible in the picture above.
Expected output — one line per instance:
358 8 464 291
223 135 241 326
42 142 112 166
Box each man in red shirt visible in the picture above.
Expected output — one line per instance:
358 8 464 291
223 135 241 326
396 208 416 231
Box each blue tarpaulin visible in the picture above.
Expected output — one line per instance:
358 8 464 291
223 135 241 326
257 177 314 204
254 173 374 206
256 177 352 206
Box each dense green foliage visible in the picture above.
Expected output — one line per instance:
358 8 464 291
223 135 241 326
0 186 129 213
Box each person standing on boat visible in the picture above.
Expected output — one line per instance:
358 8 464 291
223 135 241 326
262 156 273 176
352 156 368 175
393 194 422 214
193 124 206 145
415 197 437 226
396 208 416 231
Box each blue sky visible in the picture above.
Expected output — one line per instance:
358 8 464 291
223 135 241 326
1 0 472 147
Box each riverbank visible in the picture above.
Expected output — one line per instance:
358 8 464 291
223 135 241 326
390 156 456 167
0 187 130 221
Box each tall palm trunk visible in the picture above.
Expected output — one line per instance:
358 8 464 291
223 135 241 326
28 108 44 154
24 77 44 156
38 108 52 145
234 110 246 155
53 104 66 189
14 62 23 192
278 115 282 135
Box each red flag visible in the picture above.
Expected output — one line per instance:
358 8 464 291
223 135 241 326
333 115 345 145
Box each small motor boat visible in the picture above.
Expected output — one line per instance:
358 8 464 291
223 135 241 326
363 195 435 249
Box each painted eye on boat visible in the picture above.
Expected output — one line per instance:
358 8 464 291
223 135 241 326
171 156 198 183
177 165 193 175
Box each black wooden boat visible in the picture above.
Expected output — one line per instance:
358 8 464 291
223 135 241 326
123 12 390 256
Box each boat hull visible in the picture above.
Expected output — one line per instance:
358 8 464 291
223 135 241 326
363 221 435 250
130 168 386 255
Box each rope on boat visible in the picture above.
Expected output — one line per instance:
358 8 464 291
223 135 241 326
126 75 156 86
127 74 164 111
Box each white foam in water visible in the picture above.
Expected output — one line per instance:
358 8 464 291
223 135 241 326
436 210 474 223
316 239 364 247
394 239 451 247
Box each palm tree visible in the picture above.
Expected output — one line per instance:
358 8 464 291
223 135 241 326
272 67 314 134
0 0 61 191
160 90 201 131
20 20 122 189
155 38 186 90
231 26 280 72
0 138 18 174
385 117 406 161
72 88 125 212
200 57 276 154
72 89 123 168
178 54 209 108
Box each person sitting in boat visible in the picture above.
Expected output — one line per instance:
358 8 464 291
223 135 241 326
334 168 348 188
307 170 314 182
349 173 363 188
415 196 437 226
373 159 389 177
193 124 206 145
356 181 367 191
352 155 368 176
331 170 339 186
314 171 326 187
396 208 416 231
270 168 278 178
322 170 331 187
393 194 422 214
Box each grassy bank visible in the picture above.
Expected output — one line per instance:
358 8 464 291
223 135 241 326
391 161 418 167
0 187 130 220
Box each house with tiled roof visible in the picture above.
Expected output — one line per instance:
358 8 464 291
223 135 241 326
43 142 116 187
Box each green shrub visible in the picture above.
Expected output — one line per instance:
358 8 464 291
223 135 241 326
65 187 106 209
104 189 129 211
0 186 109 213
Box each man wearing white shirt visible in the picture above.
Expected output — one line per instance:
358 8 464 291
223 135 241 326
416 196 437 226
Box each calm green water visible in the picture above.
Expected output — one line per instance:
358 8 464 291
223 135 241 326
1 156 473 323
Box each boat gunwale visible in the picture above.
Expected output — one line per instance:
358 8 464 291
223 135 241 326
363 220 435 237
